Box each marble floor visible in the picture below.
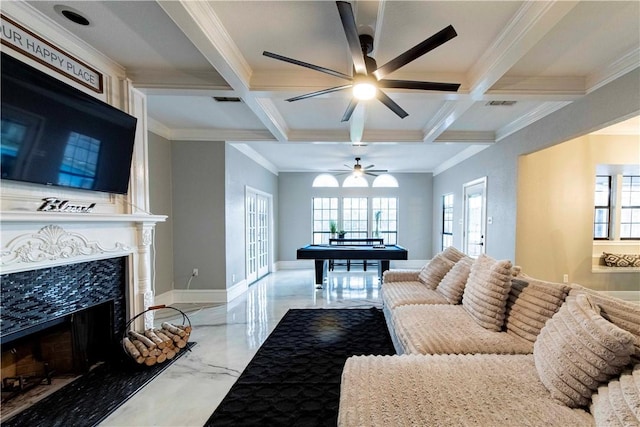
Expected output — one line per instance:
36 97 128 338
100 268 383 426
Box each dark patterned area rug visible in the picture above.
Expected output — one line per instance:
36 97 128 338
1 342 196 427
205 308 395 426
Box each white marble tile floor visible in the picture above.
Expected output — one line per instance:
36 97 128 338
100 268 382 426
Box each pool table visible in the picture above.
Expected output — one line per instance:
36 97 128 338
296 244 408 288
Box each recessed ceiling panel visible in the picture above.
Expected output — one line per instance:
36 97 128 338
507 1 640 77
376 1 523 74
211 1 351 74
244 141 472 173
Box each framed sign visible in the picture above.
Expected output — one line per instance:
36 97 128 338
0 14 103 93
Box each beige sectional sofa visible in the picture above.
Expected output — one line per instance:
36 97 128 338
339 247 640 426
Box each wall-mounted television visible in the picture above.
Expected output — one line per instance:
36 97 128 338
1 53 137 195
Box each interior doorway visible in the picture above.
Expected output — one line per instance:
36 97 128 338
246 188 272 284
462 177 487 257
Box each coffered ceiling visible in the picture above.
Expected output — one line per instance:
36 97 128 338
25 1 640 173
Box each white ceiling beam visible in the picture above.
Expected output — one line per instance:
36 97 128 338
157 0 290 142
468 1 579 98
423 1 579 143
349 103 367 143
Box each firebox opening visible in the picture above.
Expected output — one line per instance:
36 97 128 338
1 300 116 407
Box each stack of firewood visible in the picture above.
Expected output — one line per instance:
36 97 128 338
122 322 191 366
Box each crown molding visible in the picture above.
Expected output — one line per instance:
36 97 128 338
147 117 172 140
435 131 495 144
432 146 491 176
229 143 279 176
587 47 640 94
495 101 571 141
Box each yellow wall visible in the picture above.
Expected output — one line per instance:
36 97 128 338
516 134 640 292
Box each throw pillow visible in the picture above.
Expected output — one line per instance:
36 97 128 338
504 276 570 343
534 294 635 408
435 257 473 304
602 252 640 267
461 253 513 331
417 254 456 289
441 246 466 263
590 366 640 426
569 284 640 359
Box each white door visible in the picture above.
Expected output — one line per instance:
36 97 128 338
463 177 487 257
256 193 270 278
246 188 272 284
246 192 258 284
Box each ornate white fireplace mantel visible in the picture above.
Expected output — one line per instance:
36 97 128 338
0 211 167 329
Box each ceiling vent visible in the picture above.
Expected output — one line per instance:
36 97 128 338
213 96 243 103
486 100 517 106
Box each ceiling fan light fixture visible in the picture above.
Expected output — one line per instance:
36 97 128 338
352 76 377 100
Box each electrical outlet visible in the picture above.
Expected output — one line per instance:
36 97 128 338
232 274 236 283
192 268 199 277
563 274 569 283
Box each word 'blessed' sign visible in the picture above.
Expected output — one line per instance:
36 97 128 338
38 198 96 213
1 14 103 93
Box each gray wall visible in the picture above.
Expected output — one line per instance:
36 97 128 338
225 144 279 286
278 172 433 262
147 131 174 295
432 68 640 262
171 140 226 290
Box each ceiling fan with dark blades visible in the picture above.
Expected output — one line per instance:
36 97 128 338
263 1 460 121
330 157 387 177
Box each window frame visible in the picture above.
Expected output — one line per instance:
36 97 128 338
442 193 454 250
593 175 612 240
620 175 640 240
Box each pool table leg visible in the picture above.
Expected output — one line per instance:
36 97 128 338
379 260 390 282
314 259 326 289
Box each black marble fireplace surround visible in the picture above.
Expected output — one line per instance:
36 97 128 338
1 257 127 349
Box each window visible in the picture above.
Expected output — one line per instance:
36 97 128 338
594 174 640 241
312 197 338 244
312 174 339 187
594 176 611 239
620 175 640 239
342 197 368 238
442 193 454 250
372 174 399 188
342 175 368 187
372 197 397 244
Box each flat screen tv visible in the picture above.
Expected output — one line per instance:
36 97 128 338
1 53 137 194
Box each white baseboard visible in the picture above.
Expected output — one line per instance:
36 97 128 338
154 279 248 305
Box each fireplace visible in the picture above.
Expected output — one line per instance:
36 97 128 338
0 258 127 409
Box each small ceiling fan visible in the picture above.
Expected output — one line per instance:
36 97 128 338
331 157 387 177
263 1 460 121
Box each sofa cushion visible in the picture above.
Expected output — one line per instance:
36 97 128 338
392 304 533 355
504 276 570 343
590 365 640 426
569 284 640 359
382 281 448 310
435 257 473 304
417 254 456 289
338 354 593 427
461 254 513 331
534 294 635 408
